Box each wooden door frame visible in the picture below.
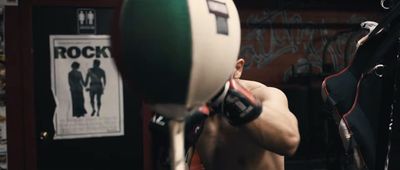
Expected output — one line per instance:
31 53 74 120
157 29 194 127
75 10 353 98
6 0 122 169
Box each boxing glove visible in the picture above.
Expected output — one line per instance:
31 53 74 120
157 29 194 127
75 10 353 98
149 106 209 168
209 78 262 126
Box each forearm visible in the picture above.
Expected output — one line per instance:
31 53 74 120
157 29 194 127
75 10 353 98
196 118 218 169
241 105 299 156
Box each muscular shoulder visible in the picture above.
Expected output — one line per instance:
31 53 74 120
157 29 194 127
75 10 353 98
238 79 264 91
238 79 288 106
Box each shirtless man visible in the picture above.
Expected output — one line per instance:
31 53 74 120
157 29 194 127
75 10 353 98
196 58 300 170
85 59 106 116
149 58 300 170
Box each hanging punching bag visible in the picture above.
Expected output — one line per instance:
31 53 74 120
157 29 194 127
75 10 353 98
117 0 241 119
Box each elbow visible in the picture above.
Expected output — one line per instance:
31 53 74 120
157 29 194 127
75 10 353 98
263 129 300 156
282 132 300 156
271 129 300 156
282 114 300 156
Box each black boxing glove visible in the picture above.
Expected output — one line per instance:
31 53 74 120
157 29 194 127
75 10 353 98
208 81 230 115
149 112 171 169
150 106 209 151
149 106 209 169
224 78 262 126
183 106 209 150
209 78 262 126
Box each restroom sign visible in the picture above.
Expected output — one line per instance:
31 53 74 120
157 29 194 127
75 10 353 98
77 8 96 34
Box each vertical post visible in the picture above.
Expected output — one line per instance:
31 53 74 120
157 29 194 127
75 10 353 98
169 119 186 170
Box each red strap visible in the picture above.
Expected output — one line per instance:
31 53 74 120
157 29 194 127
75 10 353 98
189 150 205 170
197 105 210 116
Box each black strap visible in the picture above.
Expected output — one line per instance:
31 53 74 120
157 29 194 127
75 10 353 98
365 22 400 72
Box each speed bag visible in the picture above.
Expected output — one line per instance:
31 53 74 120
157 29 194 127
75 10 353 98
118 0 241 118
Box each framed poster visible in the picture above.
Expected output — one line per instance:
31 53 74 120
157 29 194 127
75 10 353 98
49 35 124 139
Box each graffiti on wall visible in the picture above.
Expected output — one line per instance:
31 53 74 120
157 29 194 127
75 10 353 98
239 9 378 83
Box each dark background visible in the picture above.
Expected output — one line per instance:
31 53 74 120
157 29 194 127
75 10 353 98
5 0 400 170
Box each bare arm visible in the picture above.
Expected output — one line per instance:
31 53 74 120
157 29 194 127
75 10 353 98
84 70 90 87
240 80 300 156
68 72 73 87
80 73 85 86
195 116 218 168
102 70 106 87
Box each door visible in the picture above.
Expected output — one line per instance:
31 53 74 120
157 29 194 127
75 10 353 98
32 6 143 170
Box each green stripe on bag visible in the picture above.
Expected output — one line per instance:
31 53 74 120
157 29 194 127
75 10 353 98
121 0 192 104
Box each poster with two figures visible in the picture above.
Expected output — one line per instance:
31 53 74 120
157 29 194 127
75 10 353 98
50 35 124 140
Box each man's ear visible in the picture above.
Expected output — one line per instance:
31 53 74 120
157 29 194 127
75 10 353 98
233 59 245 79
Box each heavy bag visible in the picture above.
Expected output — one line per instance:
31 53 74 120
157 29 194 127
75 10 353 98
321 10 400 170
117 0 241 118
